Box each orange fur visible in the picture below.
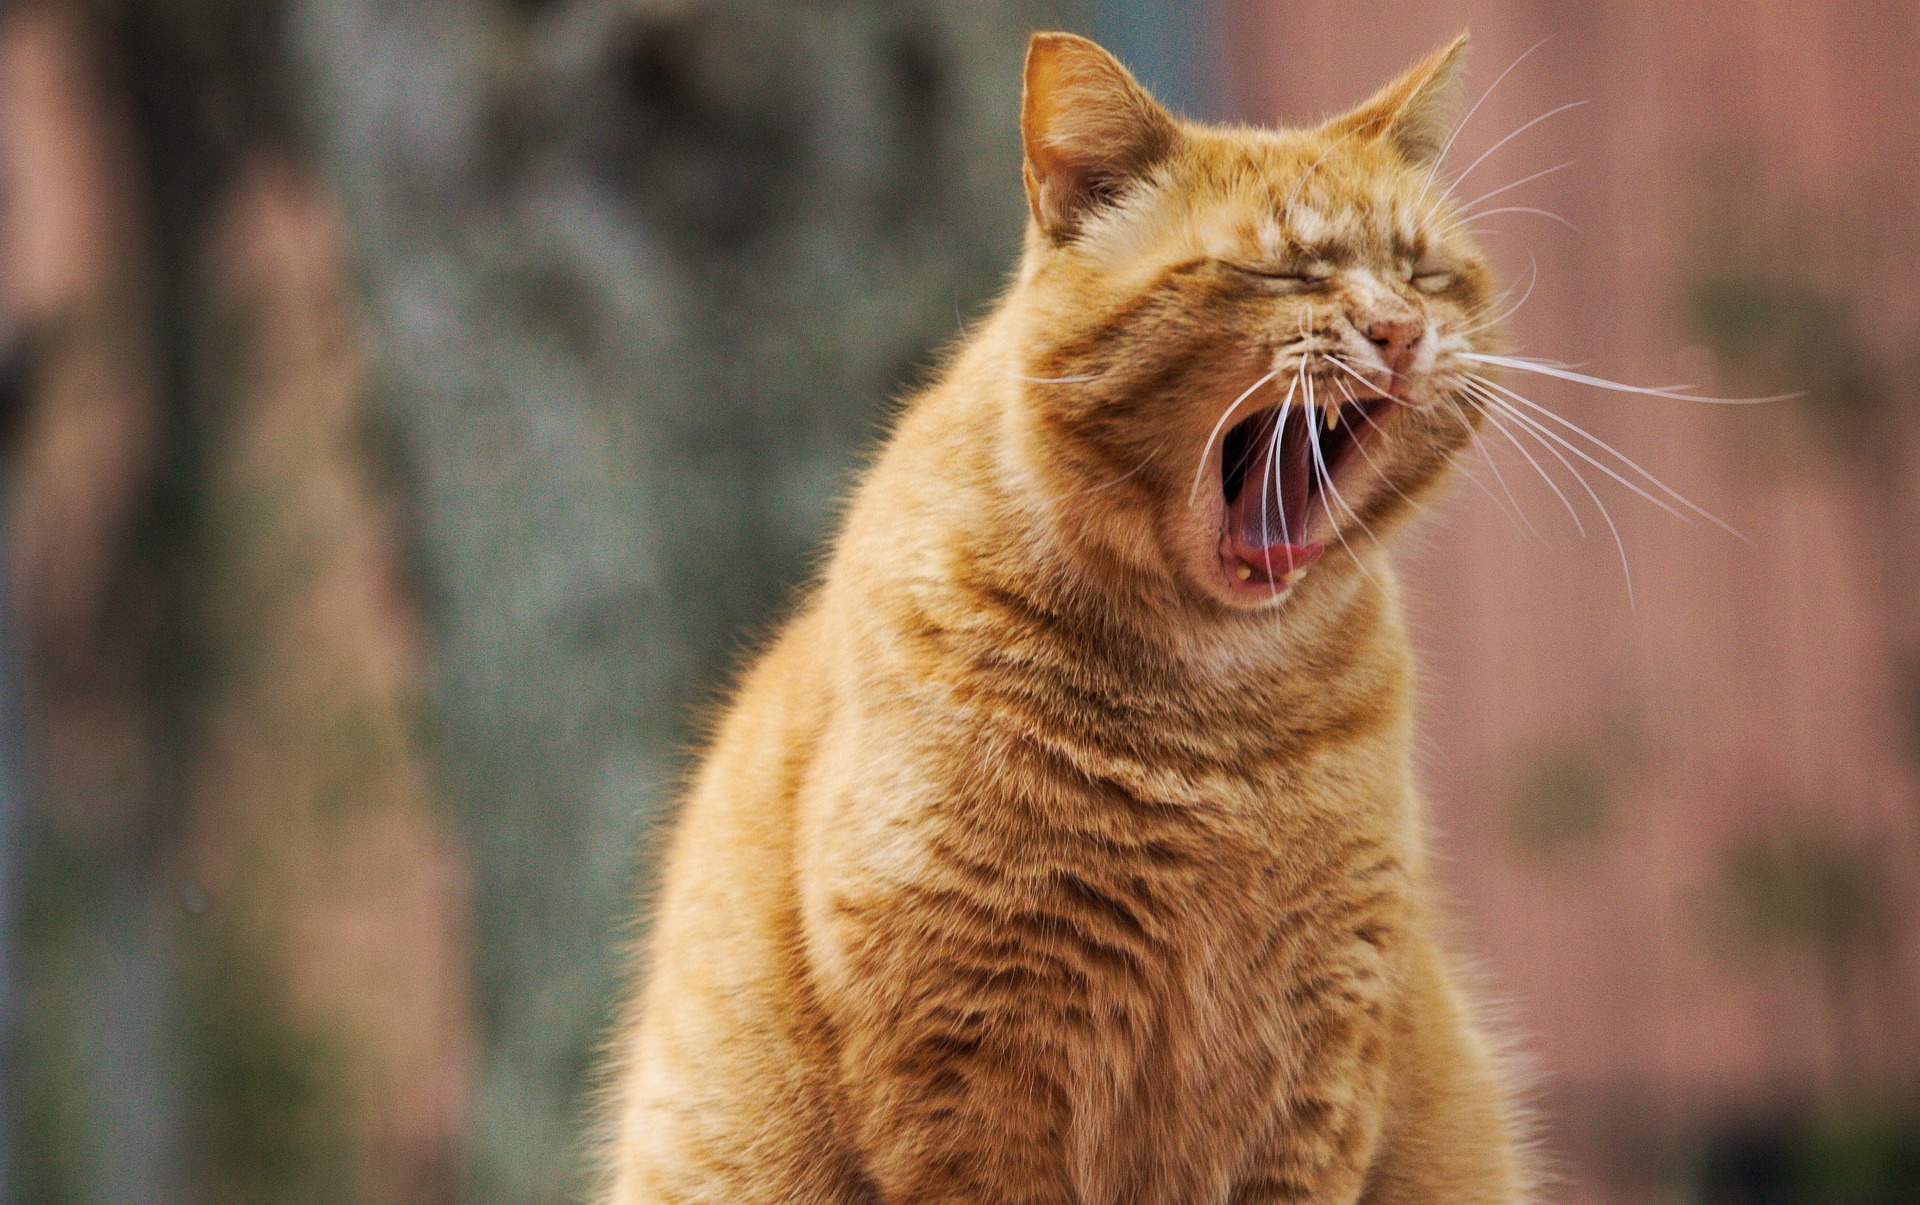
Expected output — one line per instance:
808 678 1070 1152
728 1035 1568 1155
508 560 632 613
598 32 1532 1204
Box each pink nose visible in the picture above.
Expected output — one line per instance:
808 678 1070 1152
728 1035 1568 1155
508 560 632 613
1365 316 1423 376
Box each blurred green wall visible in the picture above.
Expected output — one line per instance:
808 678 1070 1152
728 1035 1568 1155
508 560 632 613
289 2 1090 1199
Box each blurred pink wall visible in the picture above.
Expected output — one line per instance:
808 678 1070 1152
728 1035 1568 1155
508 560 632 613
1226 3 1920 1199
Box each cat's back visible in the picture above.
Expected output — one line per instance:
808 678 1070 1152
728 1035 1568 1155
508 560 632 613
599 606 862 1203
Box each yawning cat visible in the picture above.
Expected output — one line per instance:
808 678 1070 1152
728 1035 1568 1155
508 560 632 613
598 31 1533 1204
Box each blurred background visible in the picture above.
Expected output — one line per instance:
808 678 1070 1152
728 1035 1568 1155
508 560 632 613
1 1 1916 1202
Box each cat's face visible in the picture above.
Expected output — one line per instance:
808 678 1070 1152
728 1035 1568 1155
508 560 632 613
1010 34 1496 611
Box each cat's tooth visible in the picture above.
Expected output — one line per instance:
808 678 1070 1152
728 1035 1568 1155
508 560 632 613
1325 404 1339 432
1235 564 1253 581
1284 568 1306 587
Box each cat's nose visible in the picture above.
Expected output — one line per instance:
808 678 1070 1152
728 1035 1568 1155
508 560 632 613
1364 316 1424 376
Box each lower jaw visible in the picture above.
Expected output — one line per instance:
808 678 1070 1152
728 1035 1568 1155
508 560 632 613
1222 538 1324 596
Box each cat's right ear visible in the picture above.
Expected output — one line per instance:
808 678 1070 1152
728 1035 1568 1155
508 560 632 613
1022 33 1177 241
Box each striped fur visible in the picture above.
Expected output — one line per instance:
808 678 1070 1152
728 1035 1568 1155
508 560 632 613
598 31 1532 1205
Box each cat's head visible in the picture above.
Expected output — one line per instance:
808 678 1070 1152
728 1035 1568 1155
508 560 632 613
1005 32 1496 611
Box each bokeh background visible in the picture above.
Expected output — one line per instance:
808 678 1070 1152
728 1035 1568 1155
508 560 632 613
1 1 1917 1202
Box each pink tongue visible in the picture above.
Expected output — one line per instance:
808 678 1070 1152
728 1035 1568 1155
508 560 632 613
1226 409 1314 550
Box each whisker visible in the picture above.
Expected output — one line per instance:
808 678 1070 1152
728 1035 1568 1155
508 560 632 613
1471 388 1697 528
1457 160 1575 215
1465 389 1637 607
1281 354 1320 548
1304 369 1382 584
1323 354 1405 399
1444 436 1542 537
1332 376 1424 515
1189 369 1282 506
1418 36 1554 209
1361 376 1532 535
1468 373 1749 541
1462 352 1796 404
1259 401 1273 554
1443 395 1545 542
1488 248 1540 312
1454 384 1587 537
1266 371 1298 550
1449 100 1589 193
1455 205 1579 232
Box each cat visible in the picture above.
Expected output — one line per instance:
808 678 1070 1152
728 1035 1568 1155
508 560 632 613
597 30 1533 1205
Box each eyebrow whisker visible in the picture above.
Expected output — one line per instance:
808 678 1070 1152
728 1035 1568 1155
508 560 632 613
1456 160 1575 215
1418 36 1554 210
1453 205 1579 233
1448 100 1589 194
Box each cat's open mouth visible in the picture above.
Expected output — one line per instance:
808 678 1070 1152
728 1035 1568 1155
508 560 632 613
1218 390 1390 593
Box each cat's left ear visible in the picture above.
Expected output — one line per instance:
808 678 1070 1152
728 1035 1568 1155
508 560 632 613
1324 33 1469 167
1022 32 1178 240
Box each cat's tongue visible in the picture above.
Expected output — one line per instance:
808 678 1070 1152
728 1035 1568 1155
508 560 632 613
1224 408 1323 586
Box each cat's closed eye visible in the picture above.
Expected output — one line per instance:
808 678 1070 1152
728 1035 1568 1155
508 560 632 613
1411 270 1453 293
1228 262 1332 291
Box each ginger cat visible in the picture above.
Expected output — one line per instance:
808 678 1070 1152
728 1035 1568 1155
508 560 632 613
599 31 1532 1205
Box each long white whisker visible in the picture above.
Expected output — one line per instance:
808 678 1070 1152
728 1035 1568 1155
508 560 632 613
1442 396 1544 542
1458 160 1575 214
1189 369 1281 506
1455 205 1579 232
1467 389 1637 606
1328 376 1536 541
1322 354 1401 400
1333 377 1424 515
1450 100 1589 193
1260 403 1274 554
1266 378 1296 551
1462 352 1795 404
1472 388 1698 528
1469 373 1749 541
1279 358 1314 547
1489 248 1540 313
1419 36 1554 207
1455 385 1586 536
1446 438 1541 536
1305 369 1382 585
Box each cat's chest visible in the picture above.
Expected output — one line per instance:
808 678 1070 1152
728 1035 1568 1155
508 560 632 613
879 753 1410 1022
805 744 1412 1195
1053 801 1411 1205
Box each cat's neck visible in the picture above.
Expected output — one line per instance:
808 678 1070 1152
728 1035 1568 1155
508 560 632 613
833 338 1410 733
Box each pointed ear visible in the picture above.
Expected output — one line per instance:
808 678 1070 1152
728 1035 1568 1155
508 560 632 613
1022 32 1178 240
1323 33 1469 166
